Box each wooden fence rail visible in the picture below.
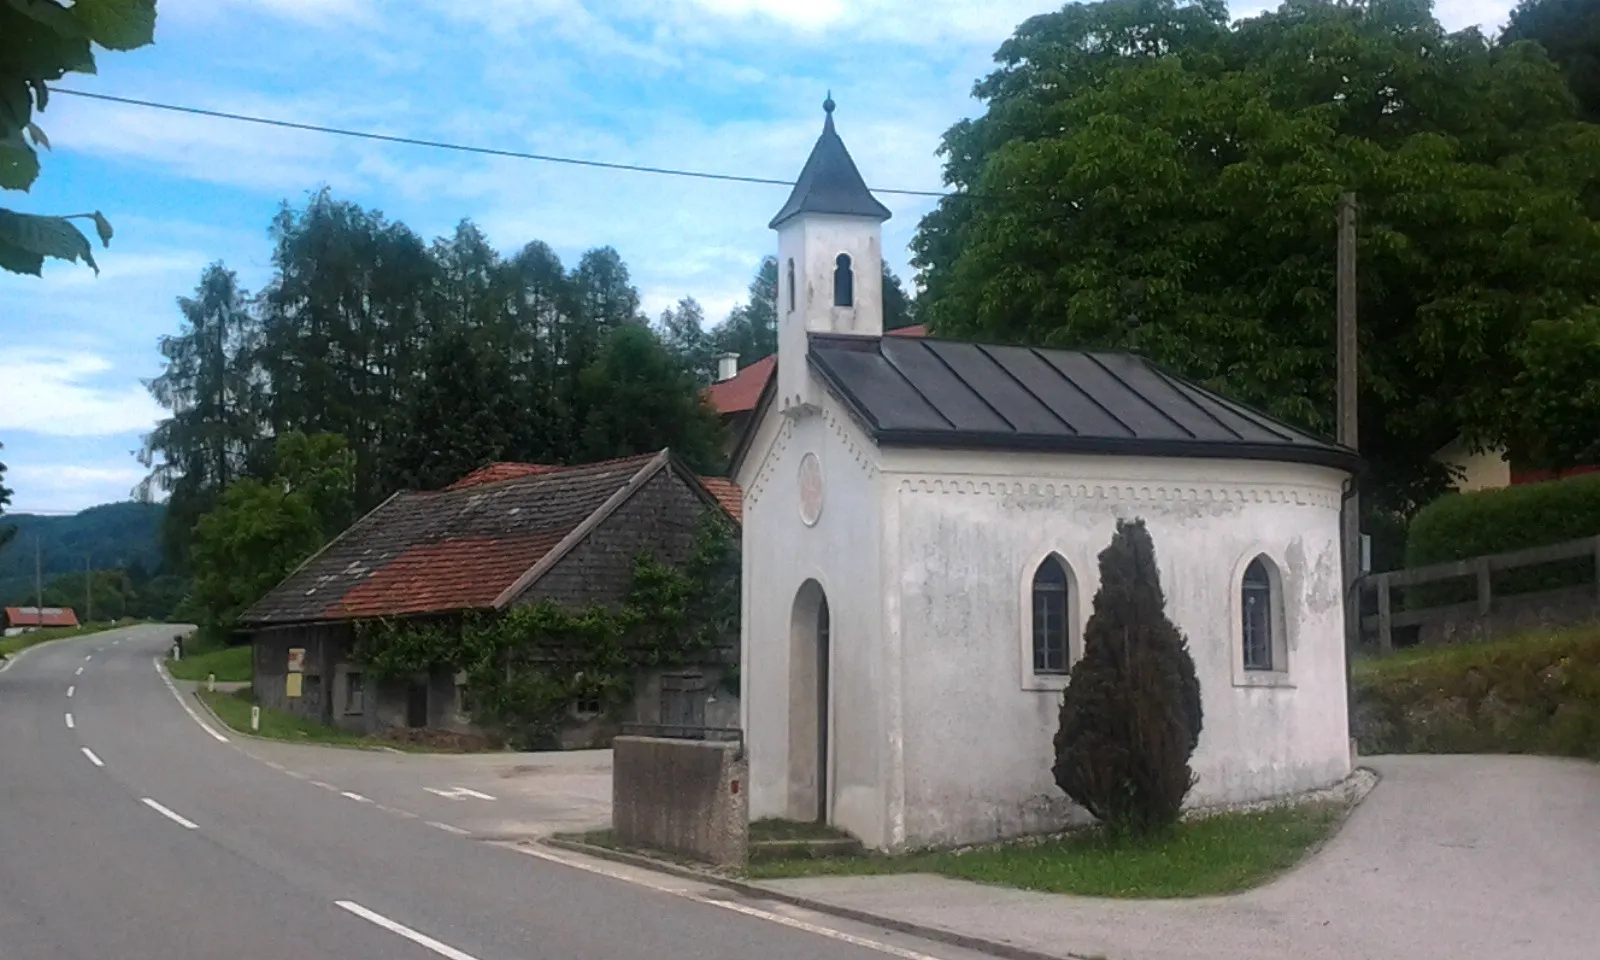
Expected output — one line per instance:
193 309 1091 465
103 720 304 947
1360 535 1600 655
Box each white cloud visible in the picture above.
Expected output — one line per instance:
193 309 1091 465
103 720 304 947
0 351 165 438
5 463 148 515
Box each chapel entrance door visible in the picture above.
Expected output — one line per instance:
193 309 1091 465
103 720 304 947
789 580 832 824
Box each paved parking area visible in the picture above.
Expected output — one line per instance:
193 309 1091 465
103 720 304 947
758 755 1600 960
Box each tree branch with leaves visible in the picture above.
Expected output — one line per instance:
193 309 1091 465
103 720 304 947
1 0 156 275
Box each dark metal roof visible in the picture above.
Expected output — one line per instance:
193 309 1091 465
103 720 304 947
768 97 892 229
805 333 1362 473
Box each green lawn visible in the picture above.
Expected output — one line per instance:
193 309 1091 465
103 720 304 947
197 687 407 750
0 619 144 658
745 803 1346 898
167 644 252 682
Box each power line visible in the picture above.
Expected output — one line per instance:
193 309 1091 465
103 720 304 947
47 87 954 200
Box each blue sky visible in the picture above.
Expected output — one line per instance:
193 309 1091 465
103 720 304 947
0 0 1514 514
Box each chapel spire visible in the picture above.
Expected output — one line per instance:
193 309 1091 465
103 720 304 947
768 95 892 230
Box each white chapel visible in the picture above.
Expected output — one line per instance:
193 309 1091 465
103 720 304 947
734 97 1361 852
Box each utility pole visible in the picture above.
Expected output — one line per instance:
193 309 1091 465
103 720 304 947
1337 192 1361 741
85 554 92 624
34 535 42 627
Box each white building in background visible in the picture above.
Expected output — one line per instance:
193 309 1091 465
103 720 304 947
734 97 1363 852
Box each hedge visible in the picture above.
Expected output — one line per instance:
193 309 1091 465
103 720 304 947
1351 626 1600 759
1404 473 1600 605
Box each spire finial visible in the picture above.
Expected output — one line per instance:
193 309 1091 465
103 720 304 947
823 91 835 115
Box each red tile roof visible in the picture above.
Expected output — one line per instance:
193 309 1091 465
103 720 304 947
445 463 563 490
331 532 569 618
697 477 743 523
704 325 927 416
4 607 79 629
239 451 742 626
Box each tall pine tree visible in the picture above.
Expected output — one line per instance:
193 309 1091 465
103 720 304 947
1053 518 1203 836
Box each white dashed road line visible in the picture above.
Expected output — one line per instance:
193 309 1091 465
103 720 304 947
75 666 83 676
67 685 74 698
141 798 199 830
427 821 470 836
152 658 229 743
513 845 950 960
64 713 74 729
341 791 372 803
81 747 104 767
426 786 497 801
84 655 91 662
335 901 481 960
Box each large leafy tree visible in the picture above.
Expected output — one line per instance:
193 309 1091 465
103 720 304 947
138 263 264 568
0 440 13 550
189 431 354 637
393 329 525 491
578 324 723 471
257 189 437 510
1503 0 1600 122
1 0 155 274
914 0 1600 509
144 192 728 565
656 296 715 384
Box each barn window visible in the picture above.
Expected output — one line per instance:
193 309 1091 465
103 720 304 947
1032 556 1071 674
833 253 853 307
787 257 796 313
1242 556 1275 671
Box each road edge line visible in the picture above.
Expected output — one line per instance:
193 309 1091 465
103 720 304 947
335 901 481 960
152 658 230 743
535 838 1097 960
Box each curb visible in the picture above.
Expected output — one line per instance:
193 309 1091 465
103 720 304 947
539 837 1099 960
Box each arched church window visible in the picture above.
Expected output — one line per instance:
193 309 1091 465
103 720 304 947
1242 556 1274 670
787 258 796 313
1031 556 1070 674
833 253 854 307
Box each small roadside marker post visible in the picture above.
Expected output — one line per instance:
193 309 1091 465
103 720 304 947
207 673 215 693
251 705 260 732
172 643 181 661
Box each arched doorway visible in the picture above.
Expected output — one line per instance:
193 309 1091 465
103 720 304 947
788 580 831 823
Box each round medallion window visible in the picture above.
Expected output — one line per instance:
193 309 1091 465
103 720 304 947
798 452 824 526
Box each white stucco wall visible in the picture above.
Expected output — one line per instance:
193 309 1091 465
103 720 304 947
738 391 891 848
880 449 1353 850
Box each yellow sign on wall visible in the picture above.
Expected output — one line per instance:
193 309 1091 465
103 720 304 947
286 673 303 698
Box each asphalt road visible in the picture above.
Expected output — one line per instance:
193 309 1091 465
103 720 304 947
0 623 983 960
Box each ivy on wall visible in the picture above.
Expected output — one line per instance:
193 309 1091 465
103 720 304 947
351 511 738 747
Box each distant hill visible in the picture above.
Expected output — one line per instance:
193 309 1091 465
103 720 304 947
0 502 165 602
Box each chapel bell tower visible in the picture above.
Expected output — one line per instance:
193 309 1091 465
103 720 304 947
770 94 892 412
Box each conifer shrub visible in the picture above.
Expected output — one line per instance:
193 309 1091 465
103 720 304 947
1053 518 1204 836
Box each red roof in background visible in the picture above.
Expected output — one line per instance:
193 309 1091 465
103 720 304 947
446 463 564 490
704 325 928 416
704 354 776 417
4 607 79 629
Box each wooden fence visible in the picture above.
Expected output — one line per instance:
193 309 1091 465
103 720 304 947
1360 535 1600 655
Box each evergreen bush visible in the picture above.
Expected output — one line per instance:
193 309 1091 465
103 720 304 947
1053 518 1203 836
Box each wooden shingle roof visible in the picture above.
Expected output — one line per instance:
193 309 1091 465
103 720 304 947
238 451 739 626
